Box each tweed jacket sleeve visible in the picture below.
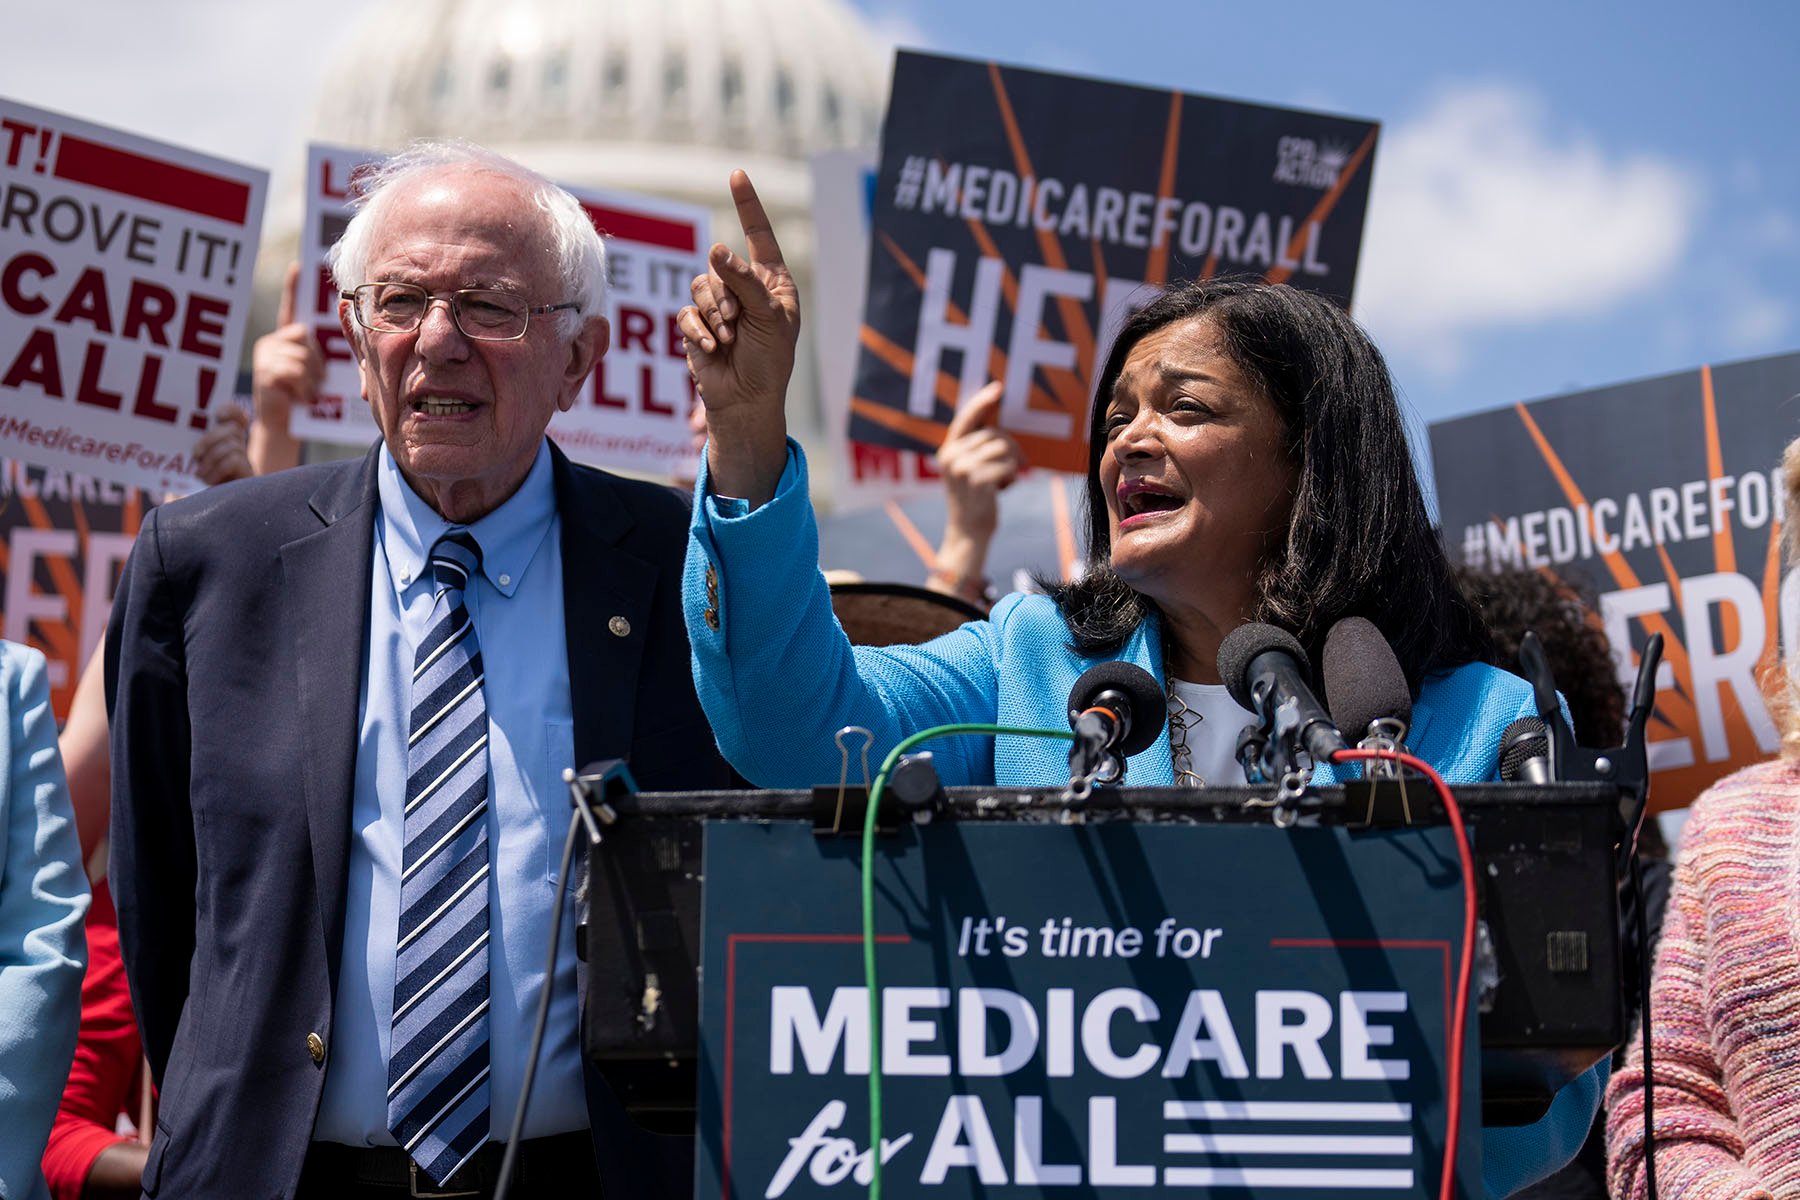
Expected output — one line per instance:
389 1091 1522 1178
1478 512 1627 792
1604 762 1799 1199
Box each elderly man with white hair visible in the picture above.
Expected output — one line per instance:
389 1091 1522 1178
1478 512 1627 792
107 140 731 1199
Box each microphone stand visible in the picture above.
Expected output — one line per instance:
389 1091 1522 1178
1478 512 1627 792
494 763 629 1200
1516 629 1664 1200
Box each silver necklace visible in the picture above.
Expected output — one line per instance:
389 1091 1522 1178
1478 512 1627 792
1166 682 1206 787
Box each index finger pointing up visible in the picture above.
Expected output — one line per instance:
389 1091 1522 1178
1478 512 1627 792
730 170 785 269
278 260 301 327
945 380 1005 439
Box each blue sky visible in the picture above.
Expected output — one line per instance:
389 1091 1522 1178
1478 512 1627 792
848 0 1800 461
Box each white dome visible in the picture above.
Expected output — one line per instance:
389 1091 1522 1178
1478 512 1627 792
262 0 889 494
313 0 886 163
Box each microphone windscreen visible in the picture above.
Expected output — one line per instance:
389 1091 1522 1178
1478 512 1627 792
1322 616 1413 737
1216 622 1308 712
1068 661 1166 757
1499 716 1549 782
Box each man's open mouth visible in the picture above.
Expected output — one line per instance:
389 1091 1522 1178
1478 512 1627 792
412 398 476 416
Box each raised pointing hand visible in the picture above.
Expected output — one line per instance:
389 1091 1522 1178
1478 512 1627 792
677 172 802 506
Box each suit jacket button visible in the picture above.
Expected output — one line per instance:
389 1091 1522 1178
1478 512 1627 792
307 1032 326 1064
704 608 720 630
608 615 631 638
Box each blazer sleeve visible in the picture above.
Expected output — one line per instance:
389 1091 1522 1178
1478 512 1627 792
105 507 198 1085
683 442 1003 787
0 642 89 1200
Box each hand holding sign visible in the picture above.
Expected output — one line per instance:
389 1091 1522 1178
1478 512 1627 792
247 262 317 475
190 404 251 486
929 380 1023 605
678 171 800 508
936 381 1022 545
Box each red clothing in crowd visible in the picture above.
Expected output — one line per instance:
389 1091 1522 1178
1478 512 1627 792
42 880 146 1200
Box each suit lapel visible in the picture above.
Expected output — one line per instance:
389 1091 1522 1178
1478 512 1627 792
284 447 380 984
552 446 658 766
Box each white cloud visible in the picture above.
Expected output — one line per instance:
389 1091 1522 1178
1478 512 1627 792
1354 83 1699 373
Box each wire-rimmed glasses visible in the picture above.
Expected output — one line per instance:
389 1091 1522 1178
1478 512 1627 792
341 282 579 341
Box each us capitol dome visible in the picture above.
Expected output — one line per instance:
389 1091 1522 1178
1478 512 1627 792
261 0 892 481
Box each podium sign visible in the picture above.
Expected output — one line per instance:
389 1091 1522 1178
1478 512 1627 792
695 821 1479 1198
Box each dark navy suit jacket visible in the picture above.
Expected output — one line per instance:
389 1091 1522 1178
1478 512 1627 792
106 442 730 1197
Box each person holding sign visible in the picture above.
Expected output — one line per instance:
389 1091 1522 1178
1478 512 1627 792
1602 438 1800 1198
678 172 1602 1196
107 141 731 1200
246 262 323 477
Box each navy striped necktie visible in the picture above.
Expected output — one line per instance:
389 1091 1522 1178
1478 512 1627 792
389 528 492 1183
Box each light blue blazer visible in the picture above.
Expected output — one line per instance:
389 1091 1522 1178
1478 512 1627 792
0 641 89 1200
683 443 1604 1196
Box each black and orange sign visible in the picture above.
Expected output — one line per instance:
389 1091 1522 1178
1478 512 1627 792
850 51 1379 473
1430 353 1800 809
0 458 148 720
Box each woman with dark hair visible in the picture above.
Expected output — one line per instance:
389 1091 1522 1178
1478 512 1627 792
1055 276 1490 695
676 174 1599 1196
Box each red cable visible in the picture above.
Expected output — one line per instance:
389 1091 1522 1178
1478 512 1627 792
1330 748 1475 1200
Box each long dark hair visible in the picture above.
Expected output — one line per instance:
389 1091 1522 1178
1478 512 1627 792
1047 277 1490 688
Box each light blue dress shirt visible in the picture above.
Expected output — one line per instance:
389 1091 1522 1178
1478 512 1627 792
314 443 586 1145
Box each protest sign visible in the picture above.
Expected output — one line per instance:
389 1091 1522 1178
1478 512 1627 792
811 147 938 508
296 143 709 478
698 821 1479 1199
559 185 709 478
1431 352 1800 809
851 51 1378 474
0 458 148 717
0 99 267 492
290 143 378 444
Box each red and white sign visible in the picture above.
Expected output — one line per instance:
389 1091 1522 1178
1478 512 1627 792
290 143 374 445
297 144 709 479
0 99 268 492
555 186 709 478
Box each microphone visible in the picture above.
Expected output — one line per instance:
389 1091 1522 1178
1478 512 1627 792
1498 716 1551 783
1066 661 1166 784
1321 616 1413 743
1217 623 1346 774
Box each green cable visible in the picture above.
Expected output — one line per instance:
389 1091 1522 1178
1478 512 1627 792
861 723 1075 1198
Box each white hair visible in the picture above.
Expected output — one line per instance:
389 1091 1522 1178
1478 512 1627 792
325 139 606 336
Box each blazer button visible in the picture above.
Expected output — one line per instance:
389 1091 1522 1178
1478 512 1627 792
307 1032 326 1064
704 608 720 630
608 615 631 638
